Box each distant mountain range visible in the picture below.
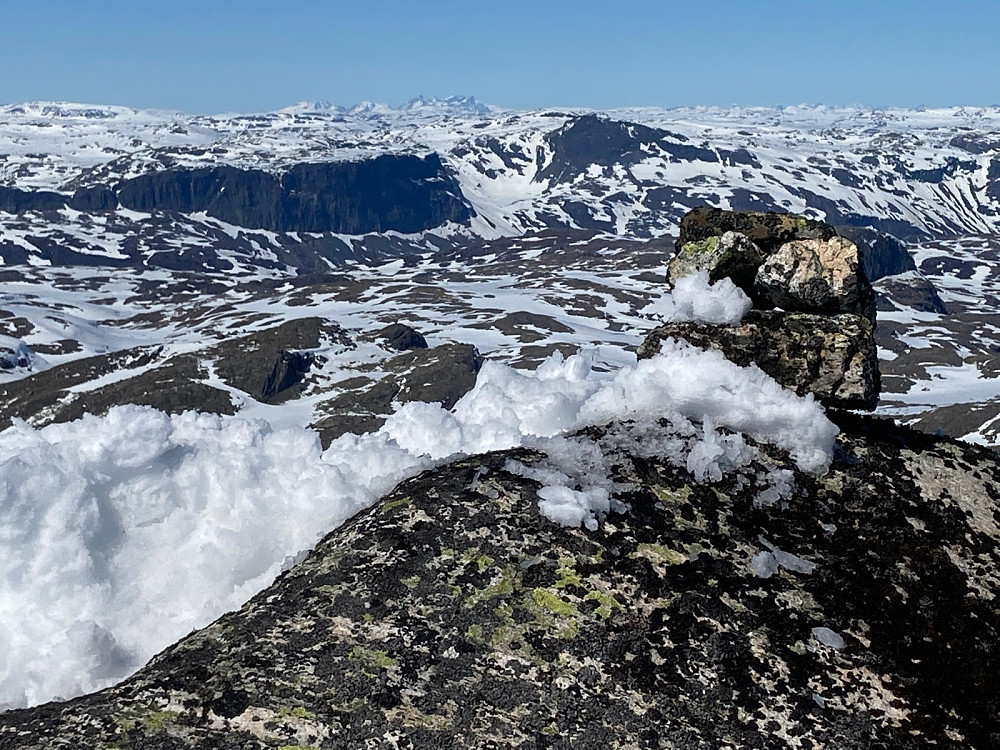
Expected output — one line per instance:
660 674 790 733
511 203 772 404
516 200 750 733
2 100 1000 445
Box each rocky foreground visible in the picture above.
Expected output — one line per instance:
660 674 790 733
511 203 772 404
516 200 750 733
1 412 998 748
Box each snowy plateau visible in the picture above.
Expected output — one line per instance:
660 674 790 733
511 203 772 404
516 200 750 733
1 98 1000 712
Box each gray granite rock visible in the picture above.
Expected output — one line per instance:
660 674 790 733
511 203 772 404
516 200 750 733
755 237 876 322
638 311 881 410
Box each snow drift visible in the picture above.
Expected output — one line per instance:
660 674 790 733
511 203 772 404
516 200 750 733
0 293 836 709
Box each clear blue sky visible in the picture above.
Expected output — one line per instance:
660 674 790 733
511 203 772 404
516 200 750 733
2 0 996 113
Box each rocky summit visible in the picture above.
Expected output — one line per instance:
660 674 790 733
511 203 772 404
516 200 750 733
2 412 998 748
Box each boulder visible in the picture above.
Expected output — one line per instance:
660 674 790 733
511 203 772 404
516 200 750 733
4 413 1000 748
876 272 948 314
376 323 428 351
755 236 876 322
675 206 836 254
667 230 765 296
638 311 880 410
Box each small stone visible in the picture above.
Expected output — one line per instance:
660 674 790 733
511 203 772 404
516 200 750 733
755 237 876 322
812 627 847 650
667 231 765 297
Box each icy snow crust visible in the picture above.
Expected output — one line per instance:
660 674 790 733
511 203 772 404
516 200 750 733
0 303 836 710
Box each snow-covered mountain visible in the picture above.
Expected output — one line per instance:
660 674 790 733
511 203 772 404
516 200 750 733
6 102 1000 250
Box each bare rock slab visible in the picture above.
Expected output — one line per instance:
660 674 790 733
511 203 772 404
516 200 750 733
639 311 881 410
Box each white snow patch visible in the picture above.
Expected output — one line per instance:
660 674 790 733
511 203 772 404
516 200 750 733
642 271 752 325
0 345 836 709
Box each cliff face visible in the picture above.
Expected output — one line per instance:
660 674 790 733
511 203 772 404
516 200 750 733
1 154 472 235
3 413 998 749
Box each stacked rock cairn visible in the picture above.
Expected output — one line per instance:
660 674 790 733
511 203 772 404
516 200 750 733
639 207 881 410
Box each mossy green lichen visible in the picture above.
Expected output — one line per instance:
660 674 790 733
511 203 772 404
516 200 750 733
380 496 412 514
276 705 313 720
145 710 180 731
632 543 689 567
349 645 397 672
652 485 692 506
402 575 421 589
530 588 579 617
461 547 495 571
584 590 623 619
553 557 583 589
680 236 720 259
465 565 519 608
112 708 180 734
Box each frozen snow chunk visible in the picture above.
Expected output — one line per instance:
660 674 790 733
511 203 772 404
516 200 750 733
758 538 817 575
812 626 847 650
537 485 609 531
669 271 753 325
751 551 779 578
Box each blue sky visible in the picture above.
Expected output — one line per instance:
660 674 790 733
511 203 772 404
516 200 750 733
1 0 996 112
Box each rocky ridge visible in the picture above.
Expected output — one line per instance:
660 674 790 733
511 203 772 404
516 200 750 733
2 414 997 748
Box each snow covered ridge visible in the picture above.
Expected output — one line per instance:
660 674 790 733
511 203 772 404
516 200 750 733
0 271 836 710
5 99 1000 266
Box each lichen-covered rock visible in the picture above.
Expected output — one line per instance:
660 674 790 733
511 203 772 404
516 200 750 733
675 207 837 254
3 413 999 748
638 311 881 410
667 230 765 295
756 237 876 322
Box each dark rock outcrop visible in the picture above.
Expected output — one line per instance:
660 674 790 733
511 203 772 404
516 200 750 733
0 185 66 213
876 273 948 314
639 311 881 410
69 185 118 212
114 155 471 234
833 225 916 282
1 154 471 236
312 343 483 445
376 323 428 351
209 318 349 404
3 413 999 748
0 319 350 428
